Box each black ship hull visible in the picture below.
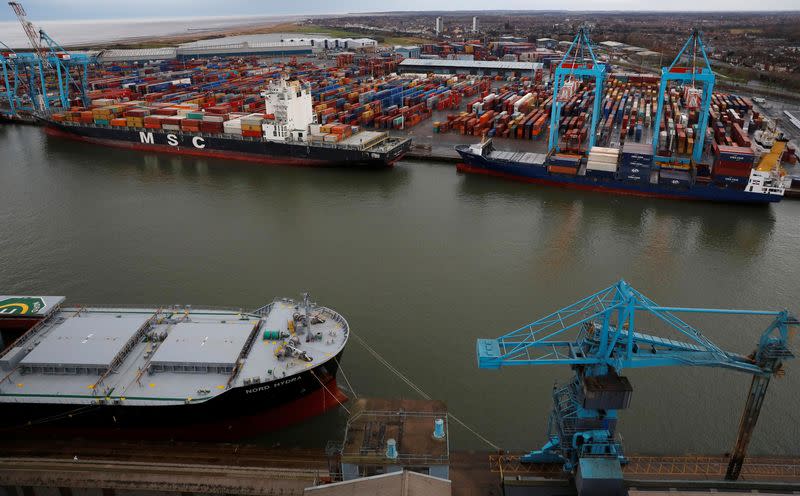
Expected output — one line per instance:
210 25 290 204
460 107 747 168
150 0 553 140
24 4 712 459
43 120 410 168
1 351 346 441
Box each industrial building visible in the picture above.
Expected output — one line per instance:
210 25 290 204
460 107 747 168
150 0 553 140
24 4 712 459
536 37 558 50
599 40 626 53
174 36 377 60
395 46 421 59
398 58 542 77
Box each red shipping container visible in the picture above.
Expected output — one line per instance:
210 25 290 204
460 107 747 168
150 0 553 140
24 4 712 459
713 165 751 177
199 121 223 133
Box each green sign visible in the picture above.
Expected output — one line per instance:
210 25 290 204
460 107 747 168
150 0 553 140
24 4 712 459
0 297 46 315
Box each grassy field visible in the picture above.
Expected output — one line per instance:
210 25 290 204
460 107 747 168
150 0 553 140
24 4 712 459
265 23 429 46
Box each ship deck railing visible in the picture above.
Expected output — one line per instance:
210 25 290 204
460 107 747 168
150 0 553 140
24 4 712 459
53 303 257 315
56 121 408 153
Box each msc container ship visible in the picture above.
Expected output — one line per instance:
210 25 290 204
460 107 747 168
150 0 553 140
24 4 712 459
43 78 411 168
456 134 791 204
0 293 349 440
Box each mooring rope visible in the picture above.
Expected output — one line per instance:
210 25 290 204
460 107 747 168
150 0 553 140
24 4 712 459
350 331 501 451
333 356 358 400
311 369 350 415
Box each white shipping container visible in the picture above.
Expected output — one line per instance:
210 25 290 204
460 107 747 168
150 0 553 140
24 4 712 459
513 93 533 112
586 161 618 172
590 146 620 155
223 118 242 129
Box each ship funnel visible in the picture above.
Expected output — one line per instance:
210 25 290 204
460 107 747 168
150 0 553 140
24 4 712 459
433 418 445 439
386 438 398 459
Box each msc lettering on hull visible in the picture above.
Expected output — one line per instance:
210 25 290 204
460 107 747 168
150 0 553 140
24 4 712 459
139 132 206 149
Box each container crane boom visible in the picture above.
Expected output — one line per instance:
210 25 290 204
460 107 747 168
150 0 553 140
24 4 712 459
8 1 49 69
477 280 796 493
39 29 91 107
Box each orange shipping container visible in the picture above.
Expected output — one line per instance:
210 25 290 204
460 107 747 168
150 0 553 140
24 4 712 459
548 165 578 176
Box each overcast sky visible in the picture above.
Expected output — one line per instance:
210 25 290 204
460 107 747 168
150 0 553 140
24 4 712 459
0 0 797 21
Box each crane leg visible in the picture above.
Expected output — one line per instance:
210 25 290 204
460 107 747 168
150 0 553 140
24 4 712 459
725 374 771 480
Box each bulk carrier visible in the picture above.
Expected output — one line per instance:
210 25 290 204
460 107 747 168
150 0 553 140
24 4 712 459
0 293 349 439
43 78 411 168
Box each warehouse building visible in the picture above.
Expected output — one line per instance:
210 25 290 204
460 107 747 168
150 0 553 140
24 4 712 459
175 36 378 60
398 58 543 77
95 48 177 63
395 45 421 58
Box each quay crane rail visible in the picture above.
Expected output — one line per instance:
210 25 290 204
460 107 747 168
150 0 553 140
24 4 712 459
548 26 605 155
477 280 796 491
652 28 715 165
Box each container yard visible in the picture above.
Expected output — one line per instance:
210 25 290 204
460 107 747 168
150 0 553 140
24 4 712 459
2 34 797 190
46 57 492 137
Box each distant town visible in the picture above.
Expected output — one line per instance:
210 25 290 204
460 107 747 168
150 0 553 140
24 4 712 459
308 11 800 93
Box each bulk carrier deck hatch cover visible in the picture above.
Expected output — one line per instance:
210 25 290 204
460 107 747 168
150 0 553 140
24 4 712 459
19 313 151 374
149 321 253 373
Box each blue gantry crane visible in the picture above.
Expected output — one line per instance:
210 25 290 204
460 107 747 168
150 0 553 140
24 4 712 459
1 40 48 114
1 1 92 116
39 30 91 108
477 280 796 494
547 26 606 155
652 28 715 165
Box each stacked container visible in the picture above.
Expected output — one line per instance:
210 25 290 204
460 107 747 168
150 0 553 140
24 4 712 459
711 144 755 186
240 115 265 138
586 147 620 179
618 142 653 185
547 153 581 176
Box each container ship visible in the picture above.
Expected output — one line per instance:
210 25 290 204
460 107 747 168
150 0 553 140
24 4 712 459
456 136 791 204
43 78 411 168
0 293 349 440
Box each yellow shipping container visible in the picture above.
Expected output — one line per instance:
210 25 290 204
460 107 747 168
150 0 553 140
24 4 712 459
126 117 144 127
